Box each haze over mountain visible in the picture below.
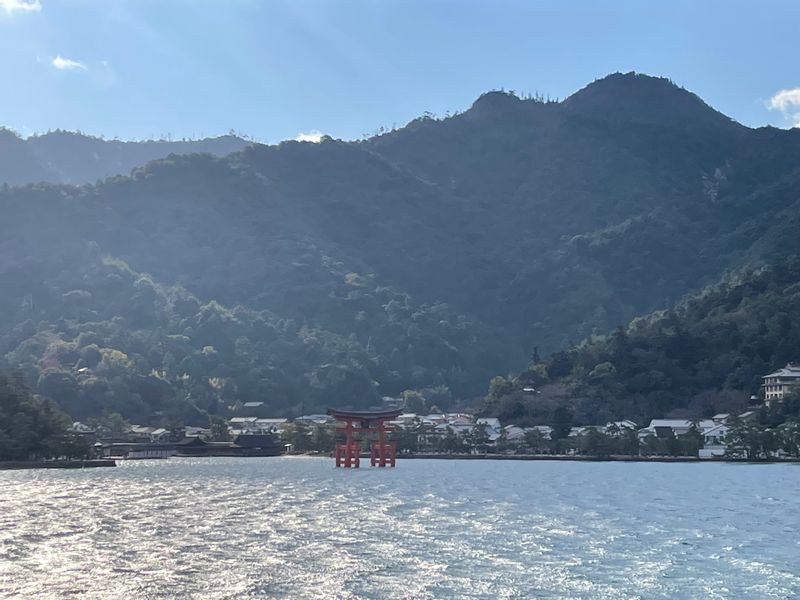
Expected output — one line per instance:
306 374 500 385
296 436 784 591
0 129 250 186
2 72 799 424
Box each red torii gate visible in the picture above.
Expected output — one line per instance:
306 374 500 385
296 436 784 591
327 408 402 468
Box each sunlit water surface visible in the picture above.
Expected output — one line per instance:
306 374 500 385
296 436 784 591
0 457 798 599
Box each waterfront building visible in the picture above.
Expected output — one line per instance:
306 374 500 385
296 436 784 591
606 420 638 433
98 442 175 459
174 435 283 457
699 423 730 459
637 419 717 440
504 425 527 443
762 363 800 402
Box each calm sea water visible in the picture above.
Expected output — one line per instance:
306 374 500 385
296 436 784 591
0 457 798 599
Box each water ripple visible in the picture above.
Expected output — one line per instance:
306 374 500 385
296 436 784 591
0 458 798 599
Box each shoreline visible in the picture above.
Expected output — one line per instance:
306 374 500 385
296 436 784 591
396 453 800 464
293 451 800 464
288 450 800 464
0 460 117 471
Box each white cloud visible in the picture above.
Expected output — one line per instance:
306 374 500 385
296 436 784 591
0 0 41 13
52 55 87 71
767 88 800 127
295 130 325 143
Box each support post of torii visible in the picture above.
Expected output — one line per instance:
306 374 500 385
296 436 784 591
327 408 402 468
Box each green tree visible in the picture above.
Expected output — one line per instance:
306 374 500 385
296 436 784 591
0 375 83 461
466 423 490 453
209 417 231 441
778 421 800 457
678 422 703 457
523 428 547 454
579 428 612 457
551 406 573 440
488 376 514 399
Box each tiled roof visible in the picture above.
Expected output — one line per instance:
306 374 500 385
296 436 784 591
763 364 800 379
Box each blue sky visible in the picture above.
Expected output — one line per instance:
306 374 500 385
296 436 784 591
2 0 800 142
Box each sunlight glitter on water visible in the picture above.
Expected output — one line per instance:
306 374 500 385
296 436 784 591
0 458 799 599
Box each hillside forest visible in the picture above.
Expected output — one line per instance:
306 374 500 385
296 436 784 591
1 72 800 427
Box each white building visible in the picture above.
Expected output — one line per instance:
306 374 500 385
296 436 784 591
476 417 501 430
295 414 333 426
699 423 730 459
475 418 502 441
763 363 800 402
389 414 417 429
228 417 259 435
255 418 289 434
504 425 527 443
530 425 553 439
184 426 211 438
606 420 638 433
423 414 448 426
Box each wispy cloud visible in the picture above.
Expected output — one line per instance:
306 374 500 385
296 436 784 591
0 0 41 13
767 88 800 127
294 129 325 144
52 55 87 71
295 130 325 143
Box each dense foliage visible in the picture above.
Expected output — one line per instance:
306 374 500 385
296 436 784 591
0 244 498 422
2 72 800 423
482 259 800 426
724 392 800 459
0 374 89 461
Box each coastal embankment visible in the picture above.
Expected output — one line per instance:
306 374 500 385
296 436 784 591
0 460 116 470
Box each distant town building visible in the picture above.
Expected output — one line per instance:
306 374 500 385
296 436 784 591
294 414 333 425
475 418 502 441
637 419 716 441
699 423 730 459
762 363 800 402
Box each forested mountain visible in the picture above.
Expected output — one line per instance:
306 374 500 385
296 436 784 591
1 72 799 424
0 128 249 185
480 258 800 427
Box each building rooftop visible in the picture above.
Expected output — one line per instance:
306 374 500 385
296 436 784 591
327 408 403 420
229 417 258 423
763 363 800 379
642 419 716 431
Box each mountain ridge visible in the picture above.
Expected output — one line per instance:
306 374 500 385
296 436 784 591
1 72 799 423
0 128 250 186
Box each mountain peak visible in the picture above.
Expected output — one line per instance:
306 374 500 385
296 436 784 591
563 71 741 130
470 90 524 110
